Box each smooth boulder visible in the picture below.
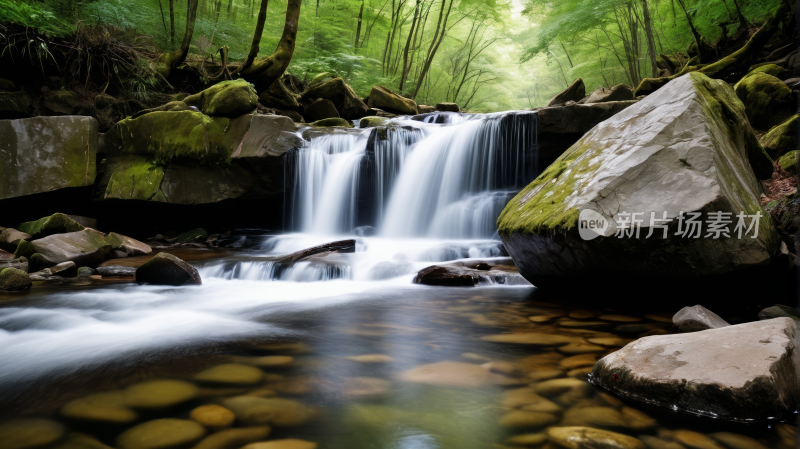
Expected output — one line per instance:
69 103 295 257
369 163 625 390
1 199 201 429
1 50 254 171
591 318 799 421
303 99 340 123
0 268 31 291
673 305 730 332
367 86 418 115
585 83 634 104
760 114 797 159
498 73 779 288
0 228 31 252
30 228 112 266
135 252 201 286
18 212 85 238
547 78 585 107
183 79 259 117
301 77 369 119
106 232 152 255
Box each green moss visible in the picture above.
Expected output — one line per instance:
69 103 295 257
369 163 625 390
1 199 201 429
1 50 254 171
183 79 258 117
308 72 333 87
733 72 794 131
760 115 798 159
310 117 354 128
175 228 207 243
18 213 85 238
778 151 797 173
102 155 165 201
0 267 31 291
13 240 36 259
359 116 389 128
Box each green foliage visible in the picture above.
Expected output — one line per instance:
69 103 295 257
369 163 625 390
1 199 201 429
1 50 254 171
0 0 71 35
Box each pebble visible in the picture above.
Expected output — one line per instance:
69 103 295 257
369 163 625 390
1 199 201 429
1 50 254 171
526 369 564 381
230 355 295 368
482 361 517 375
559 320 609 328
398 361 513 387
194 363 264 385
240 439 318 449
0 419 66 449
674 430 726 449
535 378 588 397
558 354 597 370
598 314 641 322
461 352 493 363
50 433 114 449
481 333 577 346
191 426 271 449
116 419 206 449
498 410 558 429
639 435 688 449
566 366 594 378
221 396 316 426
621 406 657 431
505 433 547 446
60 391 138 424
343 354 394 363
562 406 626 429
587 337 634 347
190 404 236 430
528 314 559 323
645 313 674 323
708 433 769 449
569 310 595 319
125 379 198 409
595 391 624 408
547 426 646 449
558 341 605 354
501 388 560 413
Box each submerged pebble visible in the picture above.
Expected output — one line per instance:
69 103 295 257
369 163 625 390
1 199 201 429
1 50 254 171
547 426 646 449
124 379 198 409
60 391 138 424
240 439 318 449
194 363 264 386
116 419 206 449
189 404 236 430
0 419 66 449
191 426 271 449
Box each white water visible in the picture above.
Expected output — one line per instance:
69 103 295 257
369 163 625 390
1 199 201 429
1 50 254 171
0 110 540 401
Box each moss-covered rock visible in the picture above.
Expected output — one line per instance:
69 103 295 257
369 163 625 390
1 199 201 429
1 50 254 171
136 252 202 286
0 267 31 291
367 86 418 115
734 72 794 130
183 79 258 117
359 116 390 128
116 418 206 449
498 73 779 285
778 151 797 173
743 63 790 81
760 114 798 159
310 117 353 128
13 240 37 260
99 155 166 201
18 213 85 238
435 103 461 112
0 228 31 253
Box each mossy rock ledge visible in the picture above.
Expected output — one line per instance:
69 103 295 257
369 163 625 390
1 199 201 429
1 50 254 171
497 73 779 289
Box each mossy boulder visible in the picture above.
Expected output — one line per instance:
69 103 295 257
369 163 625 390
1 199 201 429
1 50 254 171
498 73 779 287
547 78 585 107
310 117 353 128
302 77 369 119
116 419 206 449
742 64 790 82
303 98 339 123
734 72 794 130
99 155 166 202
760 114 798 159
0 268 31 291
135 252 202 286
18 213 85 239
13 240 37 260
778 151 797 173
30 228 114 267
183 79 258 117
367 86 418 115
359 116 390 128
0 116 97 200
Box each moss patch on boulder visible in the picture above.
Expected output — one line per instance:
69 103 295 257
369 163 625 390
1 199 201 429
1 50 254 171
183 79 258 117
0 268 31 291
18 212 85 238
359 116 390 128
101 155 165 201
367 86 418 115
310 117 353 128
13 240 37 260
734 72 794 130
760 115 798 159
778 151 797 174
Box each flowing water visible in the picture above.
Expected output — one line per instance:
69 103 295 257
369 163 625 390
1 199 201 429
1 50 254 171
0 112 795 449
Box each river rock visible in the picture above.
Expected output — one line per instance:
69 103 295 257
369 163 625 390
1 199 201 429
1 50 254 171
309 117 352 128
183 79 259 117
498 73 778 290
672 305 730 332
0 419 66 449
367 86 418 115
136 252 201 286
398 361 513 387
0 256 28 273
344 354 393 363
301 77 369 119
240 439 318 449
0 116 97 200
0 228 31 252
674 430 725 449
61 391 139 424
189 404 236 430
759 114 797 159
620 406 657 431
117 418 206 449
191 426 271 449
481 333 577 346
0 248 13 260
30 228 112 267
413 265 476 286
0 268 31 291
708 432 769 449
502 388 562 412
96 266 136 277
734 72 794 130
435 102 460 112
585 84 634 104
220 396 316 426
18 213 85 238
193 363 263 385
591 318 799 421
106 233 152 255
77 267 98 277
561 406 626 430
303 99 339 123
124 379 198 409
547 78 586 106
548 427 646 449
498 410 558 429
50 433 115 449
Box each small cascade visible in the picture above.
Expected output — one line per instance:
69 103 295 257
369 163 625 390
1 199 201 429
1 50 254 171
199 260 351 282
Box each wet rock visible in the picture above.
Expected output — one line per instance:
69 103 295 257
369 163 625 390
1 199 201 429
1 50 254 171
758 305 799 320
591 318 799 421
560 320 608 328
0 257 27 276
18 213 85 239
562 406 626 429
106 233 152 255
558 342 604 354
585 84 635 104
435 102 460 112
303 99 339 123
674 430 725 449
0 228 31 252
344 354 393 363
547 78 586 107
220 396 316 426
638 436 687 449
527 369 564 382
0 419 66 449
191 426 271 449
117 418 206 449
61 391 138 424
124 379 198 409
49 261 76 276
499 410 558 429
599 314 641 322
482 361 516 375
621 406 657 431
272 240 355 264
29 228 113 267
506 433 547 447
559 354 597 370
587 337 634 347
0 268 31 291
708 432 768 449
193 363 263 385
189 404 236 430
414 265 476 286
97 266 137 277
301 77 368 120
672 305 729 332
548 427 646 449
338 376 391 400
481 333 577 346
358 116 390 128
0 117 97 200
535 378 590 407
0 248 13 260
398 361 513 387
240 439 318 449
367 86 418 115
77 267 98 277
309 117 353 128
231 355 295 367
502 388 562 413
136 252 202 286
569 310 595 319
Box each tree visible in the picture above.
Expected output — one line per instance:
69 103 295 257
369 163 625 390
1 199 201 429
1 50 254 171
241 0 303 89
233 0 270 75
158 0 200 79
641 0 659 77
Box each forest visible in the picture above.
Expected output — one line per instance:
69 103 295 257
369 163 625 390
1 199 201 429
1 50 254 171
0 0 788 112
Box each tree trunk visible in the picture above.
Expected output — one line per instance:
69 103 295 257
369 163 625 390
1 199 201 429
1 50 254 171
355 0 365 50
242 0 303 89
159 0 200 78
399 1 420 91
411 0 454 100
641 0 659 77
233 0 270 75
675 0 713 63
559 41 573 67
158 0 168 36
730 0 749 31
169 0 176 45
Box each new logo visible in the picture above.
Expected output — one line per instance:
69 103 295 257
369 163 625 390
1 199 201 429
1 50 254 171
578 209 609 241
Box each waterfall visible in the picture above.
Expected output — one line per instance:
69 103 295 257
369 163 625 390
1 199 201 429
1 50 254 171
285 111 539 239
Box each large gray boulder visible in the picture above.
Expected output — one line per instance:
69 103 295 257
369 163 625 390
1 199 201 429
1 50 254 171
367 86 418 115
30 228 113 267
498 73 779 288
591 318 799 421
0 116 98 200
673 305 730 332
0 228 31 252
